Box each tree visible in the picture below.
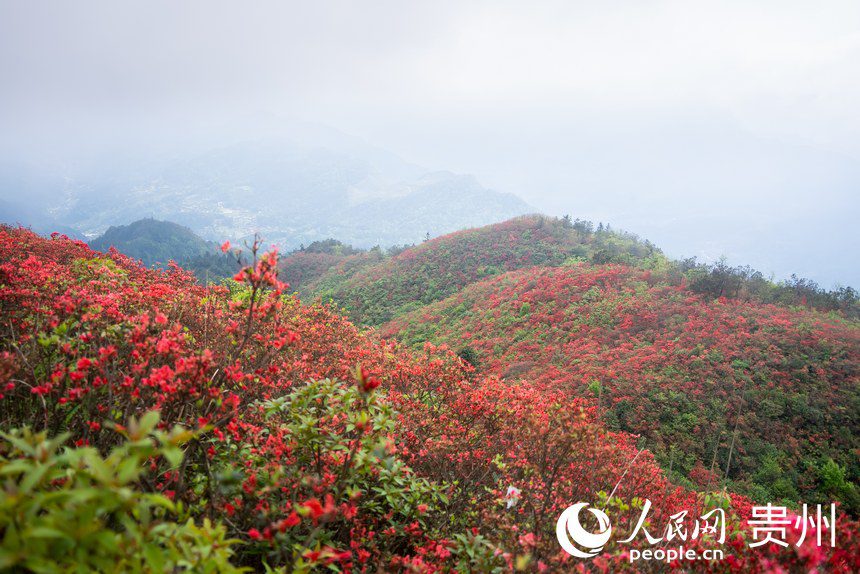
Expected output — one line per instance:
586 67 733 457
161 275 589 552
457 346 480 368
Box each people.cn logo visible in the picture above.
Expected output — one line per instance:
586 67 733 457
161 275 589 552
556 502 612 558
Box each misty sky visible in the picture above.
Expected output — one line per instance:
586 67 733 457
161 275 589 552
1 1 859 287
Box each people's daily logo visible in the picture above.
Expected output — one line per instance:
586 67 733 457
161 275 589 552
555 502 612 558
556 500 836 563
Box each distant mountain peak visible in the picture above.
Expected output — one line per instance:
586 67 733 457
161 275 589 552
88 218 236 280
2 133 532 252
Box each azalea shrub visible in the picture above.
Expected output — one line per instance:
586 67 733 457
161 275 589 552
384 264 860 515
0 228 485 571
211 375 456 571
387 361 696 569
1 226 858 572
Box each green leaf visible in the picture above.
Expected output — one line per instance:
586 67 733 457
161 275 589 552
20 462 52 493
0 432 37 456
161 446 184 468
138 411 161 436
26 526 72 542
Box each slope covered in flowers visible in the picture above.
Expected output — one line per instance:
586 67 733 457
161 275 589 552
1 227 858 572
293 215 663 326
383 263 860 516
0 228 673 571
280 248 382 294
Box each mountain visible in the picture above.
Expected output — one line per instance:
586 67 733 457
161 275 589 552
2 225 858 571
284 215 663 325
282 215 860 514
89 218 236 281
0 122 532 249
284 214 857 326
383 264 860 513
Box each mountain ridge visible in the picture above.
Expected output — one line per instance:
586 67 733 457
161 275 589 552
1 223 858 571
88 218 236 280
0 123 533 249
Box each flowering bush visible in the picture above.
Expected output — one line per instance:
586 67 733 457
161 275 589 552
0 226 857 572
214 375 454 571
385 264 860 515
0 228 482 570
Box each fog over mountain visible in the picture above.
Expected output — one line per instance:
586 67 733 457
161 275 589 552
1 1 858 286
0 120 531 249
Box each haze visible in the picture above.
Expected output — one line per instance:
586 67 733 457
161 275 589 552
1 0 858 287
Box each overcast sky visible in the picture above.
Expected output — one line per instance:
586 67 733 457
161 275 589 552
1 1 859 285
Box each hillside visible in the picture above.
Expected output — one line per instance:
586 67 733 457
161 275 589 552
289 215 664 325
89 218 236 281
284 215 860 510
287 213 857 326
382 264 860 514
281 215 860 516
279 239 385 293
3 226 856 571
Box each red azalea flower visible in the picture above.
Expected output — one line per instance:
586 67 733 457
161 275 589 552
279 511 301 531
301 498 325 520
